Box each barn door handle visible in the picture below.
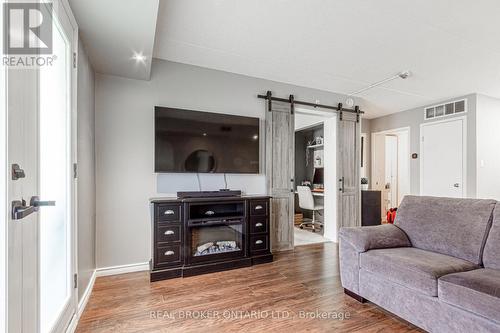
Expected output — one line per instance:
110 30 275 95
339 177 345 193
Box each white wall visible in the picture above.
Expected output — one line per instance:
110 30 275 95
76 39 96 300
476 94 500 200
295 110 331 130
95 59 358 268
323 117 337 241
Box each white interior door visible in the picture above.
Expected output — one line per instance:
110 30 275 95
420 117 466 198
7 1 77 332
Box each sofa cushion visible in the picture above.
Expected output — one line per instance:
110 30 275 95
439 268 500 322
395 196 496 265
483 204 500 269
360 247 478 297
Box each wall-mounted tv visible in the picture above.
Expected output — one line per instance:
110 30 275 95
155 106 260 174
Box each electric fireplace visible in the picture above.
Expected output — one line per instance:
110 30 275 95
186 201 247 265
150 196 272 282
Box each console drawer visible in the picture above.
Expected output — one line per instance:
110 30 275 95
249 216 268 234
156 204 181 222
250 235 269 253
250 200 268 216
156 244 182 266
157 224 181 243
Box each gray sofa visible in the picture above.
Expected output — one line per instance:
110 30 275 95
339 196 500 333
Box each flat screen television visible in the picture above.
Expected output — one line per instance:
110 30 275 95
155 106 260 173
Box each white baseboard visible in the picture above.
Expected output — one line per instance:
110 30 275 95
96 262 149 277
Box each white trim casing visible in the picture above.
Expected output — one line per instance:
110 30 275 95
370 126 411 193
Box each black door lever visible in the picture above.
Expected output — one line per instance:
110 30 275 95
11 199 35 220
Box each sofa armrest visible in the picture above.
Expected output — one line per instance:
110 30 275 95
339 224 411 253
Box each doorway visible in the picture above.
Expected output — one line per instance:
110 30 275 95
6 1 78 332
372 127 410 220
420 117 466 198
293 109 335 246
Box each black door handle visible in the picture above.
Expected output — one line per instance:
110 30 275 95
11 200 35 220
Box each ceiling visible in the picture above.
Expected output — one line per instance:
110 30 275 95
69 0 159 80
71 0 500 118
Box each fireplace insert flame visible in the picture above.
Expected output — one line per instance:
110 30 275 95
190 224 244 260
194 240 241 256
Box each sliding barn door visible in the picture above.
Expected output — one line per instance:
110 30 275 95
337 113 361 229
266 100 295 251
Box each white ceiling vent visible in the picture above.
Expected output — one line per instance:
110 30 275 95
424 99 467 120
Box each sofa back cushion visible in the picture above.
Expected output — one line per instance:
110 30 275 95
395 196 496 264
483 204 500 269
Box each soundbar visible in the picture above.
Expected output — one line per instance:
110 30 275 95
177 190 242 199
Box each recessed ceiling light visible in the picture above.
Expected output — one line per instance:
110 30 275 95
132 52 146 63
252 134 258 140
203 133 207 136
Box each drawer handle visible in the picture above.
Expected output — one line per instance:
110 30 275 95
164 209 175 215
255 222 263 227
254 205 263 210
205 210 215 216
255 240 263 245
164 250 175 256
164 230 174 235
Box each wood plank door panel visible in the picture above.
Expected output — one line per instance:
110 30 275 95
266 100 294 251
337 113 360 229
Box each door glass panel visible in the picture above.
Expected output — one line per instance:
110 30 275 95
39 17 71 333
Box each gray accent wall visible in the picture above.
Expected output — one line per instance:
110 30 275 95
77 39 96 300
368 94 477 197
95 59 365 268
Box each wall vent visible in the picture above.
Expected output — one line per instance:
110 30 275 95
424 99 467 120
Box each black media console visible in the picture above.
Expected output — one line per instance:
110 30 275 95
149 195 273 282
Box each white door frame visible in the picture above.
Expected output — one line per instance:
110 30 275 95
371 126 411 190
419 116 467 197
293 109 338 242
48 1 79 332
1 2 7 330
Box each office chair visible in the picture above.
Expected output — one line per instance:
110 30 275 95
297 186 324 231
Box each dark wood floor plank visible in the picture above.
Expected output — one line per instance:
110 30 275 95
76 242 424 333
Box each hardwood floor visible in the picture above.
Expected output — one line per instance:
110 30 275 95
76 243 424 332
